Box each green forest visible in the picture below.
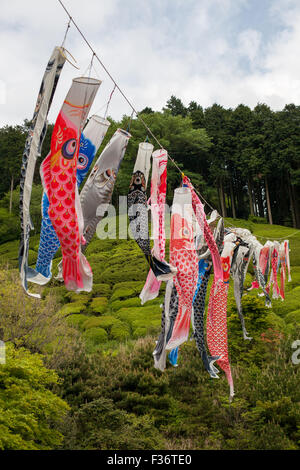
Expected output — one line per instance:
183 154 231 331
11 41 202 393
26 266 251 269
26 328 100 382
0 97 299 450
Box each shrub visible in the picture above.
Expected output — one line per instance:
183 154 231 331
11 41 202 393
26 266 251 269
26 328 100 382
82 315 122 332
66 314 89 330
83 327 108 345
110 297 142 311
90 297 108 314
110 323 131 341
133 327 147 339
92 283 111 297
58 302 86 316
0 343 69 450
285 309 300 325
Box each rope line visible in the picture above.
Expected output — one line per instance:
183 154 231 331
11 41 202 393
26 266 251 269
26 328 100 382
61 17 71 48
57 0 297 241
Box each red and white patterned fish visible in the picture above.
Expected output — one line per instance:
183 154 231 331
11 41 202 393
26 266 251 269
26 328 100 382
207 233 236 400
266 242 280 299
40 77 101 292
166 187 198 350
140 149 169 304
279 242 287 300
284 239 292 282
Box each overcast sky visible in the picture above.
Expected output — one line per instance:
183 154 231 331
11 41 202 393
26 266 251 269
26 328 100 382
1 0 300 127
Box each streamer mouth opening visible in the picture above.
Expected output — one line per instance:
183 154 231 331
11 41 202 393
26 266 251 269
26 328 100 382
90 115 111 127
152 148 168 158
117 128 132 138
139 142 154 151
175 186 190 195
73 77 102 86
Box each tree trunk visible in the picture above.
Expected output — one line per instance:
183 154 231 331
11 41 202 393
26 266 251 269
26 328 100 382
265 177 273 225
288 179 297 228
247 178 254 216
9 175 14 214
291 182 300 228
229 180 236 219
219 179 227 217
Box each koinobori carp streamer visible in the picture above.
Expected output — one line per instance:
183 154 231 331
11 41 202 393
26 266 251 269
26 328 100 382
192 217 224 377
19 46 66 297
140 148 169 304
28 115 110 285
165 186 198 350
80 128 131 249
128 146 176 281
40 76 101 292
207 232 236 400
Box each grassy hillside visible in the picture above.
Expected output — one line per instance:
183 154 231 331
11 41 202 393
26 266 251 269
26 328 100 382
0 219 299 449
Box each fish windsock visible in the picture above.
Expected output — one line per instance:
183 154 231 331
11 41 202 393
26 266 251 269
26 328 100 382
19 47 66 297
279 241 287 300
128 147 176 281
207 232 236 400
284 240 292 282
192 217 224 376
80 128 131 248
230 241 253 340
76 115 111 186
40 76 101 292
165 186 198 350
153 280 179 371
140 148 170 304
259 241 272 285
28 114 109 285
182 176 223 288
267 242 280 299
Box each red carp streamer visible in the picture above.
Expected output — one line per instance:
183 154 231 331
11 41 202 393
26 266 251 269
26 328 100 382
267 243 281 299
140 149 169 304
41 77 101 292
166 187 198 350
206 235 236 400
279 242 286 300
182 176 223 288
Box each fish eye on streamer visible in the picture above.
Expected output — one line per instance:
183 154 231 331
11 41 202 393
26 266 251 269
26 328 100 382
62 138 77 159
77 153 89 169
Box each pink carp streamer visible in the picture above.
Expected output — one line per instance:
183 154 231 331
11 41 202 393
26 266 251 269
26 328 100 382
140 149 168 304
41 77 101 292
182 176 223 288
279 242 287 300
267 242 281 299
207 234 236 400
166 187 198 350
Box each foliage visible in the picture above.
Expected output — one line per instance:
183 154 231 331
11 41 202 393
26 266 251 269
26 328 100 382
0 343 69 450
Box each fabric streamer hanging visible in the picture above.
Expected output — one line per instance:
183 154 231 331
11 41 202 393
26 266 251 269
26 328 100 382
192 217 224 376
140 148 169 304
79 128 131 249
128 147 176 281
153 280 179 371
182 176 223 289
165 186 198 350
230 239 253 340
284 239 292 282
207 232 236 400
279 241 287 300
40 76 101 292
267 241 281 299
28 115 110 285
19 46 66 297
